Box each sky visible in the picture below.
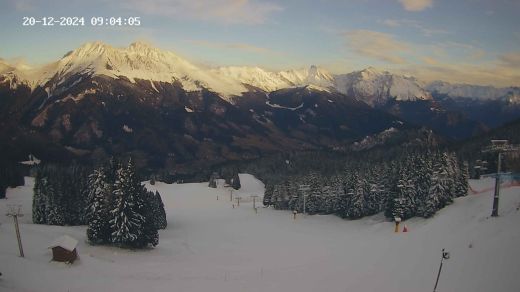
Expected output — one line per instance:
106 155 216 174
0 0 519 87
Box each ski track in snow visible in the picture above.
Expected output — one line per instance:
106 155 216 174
1 175 519 292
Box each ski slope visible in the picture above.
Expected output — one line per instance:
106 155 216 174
1 174 519 292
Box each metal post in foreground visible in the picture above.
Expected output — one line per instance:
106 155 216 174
6 205 25 257
433 249 450 292
491 152 502 217
251 195 259 209
299 185 310 217
482 140 520 217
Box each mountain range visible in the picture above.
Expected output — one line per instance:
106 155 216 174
1 41 519 175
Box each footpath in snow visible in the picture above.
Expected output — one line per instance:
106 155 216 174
1 174 519 292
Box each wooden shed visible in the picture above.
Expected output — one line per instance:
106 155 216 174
49 235 79 263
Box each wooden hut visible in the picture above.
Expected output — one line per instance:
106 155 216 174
49 235 79 263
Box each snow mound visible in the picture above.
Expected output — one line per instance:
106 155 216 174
49 235 79 252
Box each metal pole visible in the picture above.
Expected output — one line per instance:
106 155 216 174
251 195 259 209
433 248 444 292
230 189 233 202
303 191 306 217
13 215 24 258
491 153 501 217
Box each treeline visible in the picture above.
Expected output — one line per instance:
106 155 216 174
32 159 167 248
262 151 469 220
33 164 89 225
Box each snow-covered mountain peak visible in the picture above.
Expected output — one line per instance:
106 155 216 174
359 66 381 78
334 67 432 106
213 65 334 92
70 41 111 58
3 41 248 97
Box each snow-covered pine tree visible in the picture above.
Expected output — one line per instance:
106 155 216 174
346 174 365 219
336 171 352 218
109 160 146 247
45 168 65 225
458 161 469 197
152 191 167 230
392 197 405 219
422 170 445 218
32 169 47 224
138 190 159 247
287 179 300 211
86 167 111 244
263 184 274 207
413 154 433 216
324 175 343 214
441 152 457 203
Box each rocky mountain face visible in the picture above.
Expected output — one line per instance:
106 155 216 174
1 41 518 174
428 81 520 129
0 43 410 175
426 81 520 101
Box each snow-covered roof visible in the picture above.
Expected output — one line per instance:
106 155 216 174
49 235 78 252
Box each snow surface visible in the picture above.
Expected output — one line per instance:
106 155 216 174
212 65 334 92
1 176 520 292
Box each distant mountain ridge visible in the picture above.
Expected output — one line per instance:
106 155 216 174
1 41 519 173
2 41 518 105
426 80 520 101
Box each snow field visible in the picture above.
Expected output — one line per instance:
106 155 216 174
1 175 519 292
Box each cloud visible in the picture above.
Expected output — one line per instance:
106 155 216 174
398 0 433 11
120 0 282 25
380 19 449 36
343 30 410 64
421 56 440 66
1 0 37 11
499 52 520 68
401 62 520 87
187 39 280 55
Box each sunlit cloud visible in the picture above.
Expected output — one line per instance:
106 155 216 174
120 0 282 25
398 0 433 11
343 30 410 64
401 62 520 87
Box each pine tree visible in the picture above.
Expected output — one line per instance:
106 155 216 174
86 168 111 244
152 191 167 230
231 172 241 190
455 161 469 197
208 172 218 188
138 190 159 247
422 171 445 218
346 174 365 219
263 184 274 207
32 169 47 224
109 160 146 247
